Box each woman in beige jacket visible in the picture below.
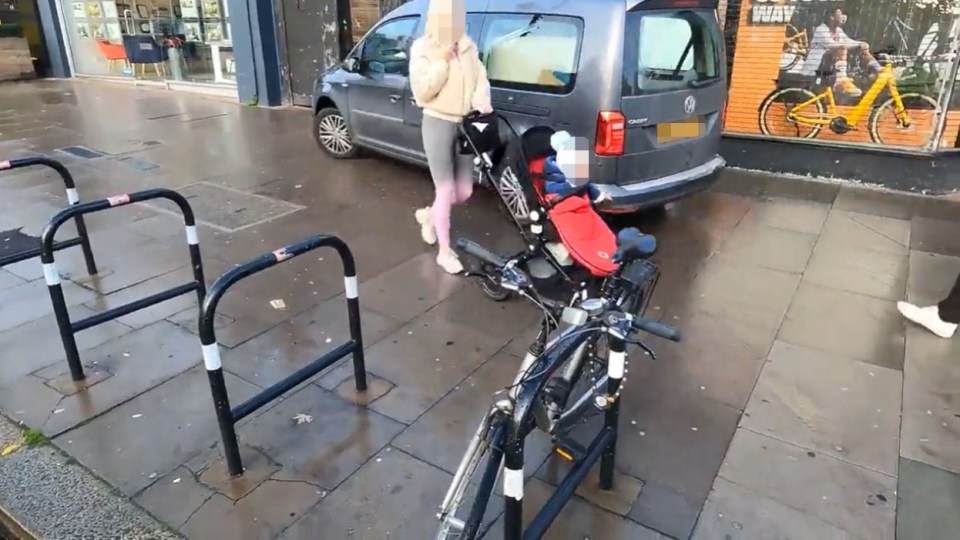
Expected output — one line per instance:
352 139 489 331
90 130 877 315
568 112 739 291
409 0 492 274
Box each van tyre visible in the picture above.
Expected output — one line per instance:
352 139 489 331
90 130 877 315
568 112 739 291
314 107 359 158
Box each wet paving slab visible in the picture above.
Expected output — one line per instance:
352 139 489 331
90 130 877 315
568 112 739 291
1 80 960 539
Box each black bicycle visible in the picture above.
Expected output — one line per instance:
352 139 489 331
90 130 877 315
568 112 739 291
434 228 681 539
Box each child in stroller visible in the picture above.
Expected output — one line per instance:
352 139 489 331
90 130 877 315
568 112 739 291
456 113 655 314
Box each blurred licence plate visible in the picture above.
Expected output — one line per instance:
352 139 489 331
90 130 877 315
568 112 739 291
656 117 704 143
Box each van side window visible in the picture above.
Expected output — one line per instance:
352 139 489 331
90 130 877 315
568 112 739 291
622 9 722 96
477 14 583 95
361 17 420 76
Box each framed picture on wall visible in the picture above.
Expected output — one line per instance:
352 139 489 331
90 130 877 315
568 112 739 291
135 3 148 18
173 5 181 17
90 22 106 39
85 2 102 17
101 1 117 17
183 21 201 41
201 0 219 18
180 0 198 18
137 20 150 33
71 2 85 18
204 23 222 42
76 23 90 38
106 21 122 39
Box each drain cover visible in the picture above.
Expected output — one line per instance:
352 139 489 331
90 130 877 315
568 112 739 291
116 156 159 171
57 146 108 160
144 182 304 232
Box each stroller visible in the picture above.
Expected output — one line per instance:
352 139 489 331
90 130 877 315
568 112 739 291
454 112 659 319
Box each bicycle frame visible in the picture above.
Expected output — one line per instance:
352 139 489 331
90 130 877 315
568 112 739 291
437 313 627 539
789 63 907 127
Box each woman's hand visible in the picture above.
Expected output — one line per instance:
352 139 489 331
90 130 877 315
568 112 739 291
476 104 493 114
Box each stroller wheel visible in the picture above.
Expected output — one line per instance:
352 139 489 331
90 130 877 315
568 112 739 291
478 275 512 302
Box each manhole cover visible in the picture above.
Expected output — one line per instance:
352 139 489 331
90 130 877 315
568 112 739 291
56 145 108 160
115 156 159 172
144 182 304 232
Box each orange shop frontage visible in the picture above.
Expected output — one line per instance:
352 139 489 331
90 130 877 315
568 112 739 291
721 0 960 155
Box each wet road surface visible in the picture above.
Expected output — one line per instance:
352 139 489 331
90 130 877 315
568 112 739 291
0 80 959 539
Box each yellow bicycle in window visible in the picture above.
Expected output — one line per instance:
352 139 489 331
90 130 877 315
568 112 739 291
759 54 941 148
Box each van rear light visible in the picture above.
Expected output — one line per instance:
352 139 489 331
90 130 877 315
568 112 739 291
595 111 625 156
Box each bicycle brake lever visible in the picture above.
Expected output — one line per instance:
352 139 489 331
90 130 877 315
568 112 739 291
625 339 657 361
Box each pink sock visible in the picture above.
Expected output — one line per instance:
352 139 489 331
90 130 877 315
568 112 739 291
432 183 455 250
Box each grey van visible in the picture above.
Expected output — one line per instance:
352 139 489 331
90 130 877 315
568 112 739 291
311 0 727 215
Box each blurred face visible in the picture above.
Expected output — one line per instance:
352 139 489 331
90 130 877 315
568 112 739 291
556 137 590 183
427 0 466 46
830 9 846 27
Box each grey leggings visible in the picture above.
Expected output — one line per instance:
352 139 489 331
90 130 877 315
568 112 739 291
422 114 474 186
421 114 474 250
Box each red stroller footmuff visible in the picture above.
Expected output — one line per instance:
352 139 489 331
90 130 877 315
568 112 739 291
529 158 618 277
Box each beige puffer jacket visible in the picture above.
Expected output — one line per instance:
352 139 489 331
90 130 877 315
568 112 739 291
409 35 492 123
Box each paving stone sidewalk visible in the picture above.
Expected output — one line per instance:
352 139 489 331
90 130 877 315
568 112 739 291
0 79 959 539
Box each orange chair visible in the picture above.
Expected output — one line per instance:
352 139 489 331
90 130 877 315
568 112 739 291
96 40 127 74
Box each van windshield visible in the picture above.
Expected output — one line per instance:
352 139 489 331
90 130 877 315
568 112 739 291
622 9 722 96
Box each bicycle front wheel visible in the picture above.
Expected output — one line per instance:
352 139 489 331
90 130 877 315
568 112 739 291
435 414 506 540
869 93 940 148
759 88 824 139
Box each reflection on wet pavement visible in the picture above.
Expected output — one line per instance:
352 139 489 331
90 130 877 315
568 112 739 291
0 80 959 539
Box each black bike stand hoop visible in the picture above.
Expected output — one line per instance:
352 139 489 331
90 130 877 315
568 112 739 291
503 332 625 540
199 234 368 477
0 157 98 273
40 188 207 382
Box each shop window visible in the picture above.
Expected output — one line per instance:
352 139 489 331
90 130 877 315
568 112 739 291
478 14 583 95
61 0 235 84
724 0 957 151
360 16 418 76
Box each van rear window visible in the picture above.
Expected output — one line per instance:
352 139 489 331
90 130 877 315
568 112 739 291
622 9 722 96
478 14 583 95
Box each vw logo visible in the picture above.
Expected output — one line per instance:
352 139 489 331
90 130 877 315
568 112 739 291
684 95 696 114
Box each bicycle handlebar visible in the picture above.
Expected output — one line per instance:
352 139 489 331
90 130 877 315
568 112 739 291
456 238 508 268
632 316 681 342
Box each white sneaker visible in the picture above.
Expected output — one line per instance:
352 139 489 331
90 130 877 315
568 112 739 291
437 249 464 275
415 207 437 246
897 301 957 338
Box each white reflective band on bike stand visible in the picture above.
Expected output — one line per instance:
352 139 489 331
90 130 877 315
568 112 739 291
608 350 626 379
503 467 524 500
185 225 199 245
202 343 222 370
344 275 359 299
66 188 80 205
42 263 60 286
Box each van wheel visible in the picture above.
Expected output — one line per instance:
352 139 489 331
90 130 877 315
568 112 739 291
494 164 531 222
313 107 359 158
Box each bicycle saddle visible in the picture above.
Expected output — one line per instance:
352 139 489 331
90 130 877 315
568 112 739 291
612 227 657 263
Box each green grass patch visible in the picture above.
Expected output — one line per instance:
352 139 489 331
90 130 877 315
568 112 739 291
22 428 46 446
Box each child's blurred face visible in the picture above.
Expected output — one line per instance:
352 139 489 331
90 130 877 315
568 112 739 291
556 137 590 184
